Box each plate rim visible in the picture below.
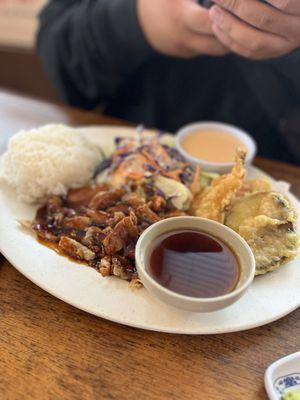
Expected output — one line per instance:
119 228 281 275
1 222 299 335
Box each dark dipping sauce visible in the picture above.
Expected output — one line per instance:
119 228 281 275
148 230 240 298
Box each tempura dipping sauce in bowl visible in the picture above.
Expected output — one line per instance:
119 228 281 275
176 122 257 173
149 230 240 298
135 217 255 312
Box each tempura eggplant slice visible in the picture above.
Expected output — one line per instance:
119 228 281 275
225 192 299 275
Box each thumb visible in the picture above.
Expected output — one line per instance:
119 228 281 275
182 1 214 35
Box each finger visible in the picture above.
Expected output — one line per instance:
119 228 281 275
212 23 287 59
212 0 297 38
210 6 290 58
212 23 258 58
187 33 230 55
264 0 300 15
182 2 214 35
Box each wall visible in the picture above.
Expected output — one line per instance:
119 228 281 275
0 0 46 48
0 0 59 102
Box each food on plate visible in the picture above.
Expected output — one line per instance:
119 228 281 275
190 149 246 222
30 184 189 284
148 230 240 297
153 175 192 211
282 390 300 400
238 178 273 196
181 129 246 163
3 124 296 282
225 191 299 275
0 124 101 203
95 131 200 210
25 131 207 283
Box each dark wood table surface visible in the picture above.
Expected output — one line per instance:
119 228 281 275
0 90 299 400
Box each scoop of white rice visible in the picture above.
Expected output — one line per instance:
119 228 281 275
0 124 101 203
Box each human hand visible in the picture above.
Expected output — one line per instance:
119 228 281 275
209 0 300 60
137 0 229 58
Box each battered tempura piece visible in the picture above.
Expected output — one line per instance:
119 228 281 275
234 178 273 201
225 192 299 275
190 149 246 223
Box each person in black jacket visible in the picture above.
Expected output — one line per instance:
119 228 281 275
37 0 300 164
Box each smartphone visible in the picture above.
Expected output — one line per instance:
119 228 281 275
199 0 269 7
200 0 214 8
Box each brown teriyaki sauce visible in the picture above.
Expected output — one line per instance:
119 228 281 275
148 230 240 298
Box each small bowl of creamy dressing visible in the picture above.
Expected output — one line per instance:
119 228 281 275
176 121 257 173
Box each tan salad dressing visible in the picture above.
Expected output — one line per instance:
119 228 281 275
181 130 246 163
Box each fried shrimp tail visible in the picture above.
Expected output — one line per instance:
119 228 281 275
190 149 246 223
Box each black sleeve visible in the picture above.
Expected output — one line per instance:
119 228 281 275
36 0 155 109
270 49 300 99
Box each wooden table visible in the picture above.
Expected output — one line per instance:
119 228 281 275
0 90 299 400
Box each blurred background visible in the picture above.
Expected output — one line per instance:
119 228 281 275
0 0 58 102
0 0 299 165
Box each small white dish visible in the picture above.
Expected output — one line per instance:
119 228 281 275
135 216 256 312
265 352 300 400
176 121 257 174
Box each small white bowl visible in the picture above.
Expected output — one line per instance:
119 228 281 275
265 352 300 400
135 217 255 312
176 121 257 174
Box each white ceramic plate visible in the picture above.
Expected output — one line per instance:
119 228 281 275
0 126 299 335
